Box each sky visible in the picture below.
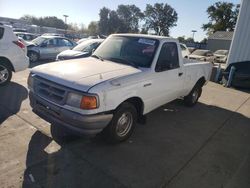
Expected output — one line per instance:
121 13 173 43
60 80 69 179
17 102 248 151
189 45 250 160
0 0 240 41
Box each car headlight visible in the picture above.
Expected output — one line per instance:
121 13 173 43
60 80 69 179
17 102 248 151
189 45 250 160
66 92 99 110
27 73 34 89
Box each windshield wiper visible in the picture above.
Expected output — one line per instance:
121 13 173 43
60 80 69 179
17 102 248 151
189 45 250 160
91 54 104 61
108 57 138 68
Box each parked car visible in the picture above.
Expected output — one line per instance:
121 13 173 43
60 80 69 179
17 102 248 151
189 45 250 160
14 32 38 41
188 47 196 54
213 49 228 63
0 24 29 86
56 39 104 61
188 50 214 62
28 34 212 143
42 33 64 37
180 43 190 58
222 61 250 88
77 37 89 44
27 36 77 62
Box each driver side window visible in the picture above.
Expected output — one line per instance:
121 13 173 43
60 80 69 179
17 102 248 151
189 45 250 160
156 42 179 72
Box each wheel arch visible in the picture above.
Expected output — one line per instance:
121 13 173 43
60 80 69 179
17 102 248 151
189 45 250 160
195 76 206 88
118 97 144 117
0 56 15 72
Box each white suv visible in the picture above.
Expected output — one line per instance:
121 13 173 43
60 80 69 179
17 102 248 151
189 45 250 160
0 24 29 86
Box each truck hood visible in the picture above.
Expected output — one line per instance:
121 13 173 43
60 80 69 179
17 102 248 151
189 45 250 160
31 57 141 92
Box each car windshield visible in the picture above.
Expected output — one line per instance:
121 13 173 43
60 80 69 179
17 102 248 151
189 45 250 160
192 50 208 56
31 36 46 45
73 40 99 52
214 50 228 55
93 36 159 68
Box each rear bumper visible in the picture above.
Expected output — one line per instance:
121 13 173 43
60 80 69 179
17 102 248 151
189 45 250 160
29 92 113 135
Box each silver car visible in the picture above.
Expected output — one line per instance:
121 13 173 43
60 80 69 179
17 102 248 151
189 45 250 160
27 36 76 62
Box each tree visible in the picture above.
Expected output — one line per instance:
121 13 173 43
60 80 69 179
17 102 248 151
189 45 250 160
200 38 208 44
20 15 67 29
177 36 186 43
185 37 194 43
88 21 99 35
117 5 144 33
98 7 111 35
144 3 178 36
202 2 240 33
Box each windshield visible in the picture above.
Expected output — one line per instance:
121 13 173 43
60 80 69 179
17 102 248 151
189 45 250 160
73 40 100 52
192 50 207 56
93 36 159 68
31 36 46 45
214 50 228 55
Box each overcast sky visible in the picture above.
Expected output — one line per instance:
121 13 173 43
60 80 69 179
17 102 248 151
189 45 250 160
0 0 240 41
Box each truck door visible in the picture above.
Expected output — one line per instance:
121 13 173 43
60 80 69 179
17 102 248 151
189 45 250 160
153 42 184 105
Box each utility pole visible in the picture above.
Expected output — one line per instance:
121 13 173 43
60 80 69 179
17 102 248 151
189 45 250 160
63 15 69 34
191 30 197 41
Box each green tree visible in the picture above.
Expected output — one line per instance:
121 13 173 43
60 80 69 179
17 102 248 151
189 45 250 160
88 21 99 35
144 3 178 36
20 15 67 29
185 37 194 43
98 7 111 35
177 36 186 43
202 2 240 33
117 5 144 33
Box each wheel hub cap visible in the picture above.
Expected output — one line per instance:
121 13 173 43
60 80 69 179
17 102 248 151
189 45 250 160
192 90 199 103
0 65 9 83
116 112 133 137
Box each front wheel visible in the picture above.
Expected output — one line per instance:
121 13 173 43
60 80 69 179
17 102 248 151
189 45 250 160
102 102 137 143
0 62 12 86
184 85 202 107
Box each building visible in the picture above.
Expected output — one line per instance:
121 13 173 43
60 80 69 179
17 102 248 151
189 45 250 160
207 31 234 52
227 0 250 66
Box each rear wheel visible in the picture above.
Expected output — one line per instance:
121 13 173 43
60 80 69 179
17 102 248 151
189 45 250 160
184 85 202 107
0 62 12 86
28 51 39 63
102 102 137 143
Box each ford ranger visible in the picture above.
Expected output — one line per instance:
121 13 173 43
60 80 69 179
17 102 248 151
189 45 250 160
28 34 212 143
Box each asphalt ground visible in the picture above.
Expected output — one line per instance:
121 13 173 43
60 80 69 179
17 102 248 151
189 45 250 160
0 63 249 188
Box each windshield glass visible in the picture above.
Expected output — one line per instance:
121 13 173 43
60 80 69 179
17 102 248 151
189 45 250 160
214 50 228 55
73 40 99 52
31 36 46 45
192 50 207 56
93 36 159 68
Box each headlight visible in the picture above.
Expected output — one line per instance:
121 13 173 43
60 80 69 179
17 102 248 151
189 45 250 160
66 92 98 110
27 73 34 89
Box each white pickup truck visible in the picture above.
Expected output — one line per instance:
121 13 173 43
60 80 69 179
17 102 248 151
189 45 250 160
28 34 212 143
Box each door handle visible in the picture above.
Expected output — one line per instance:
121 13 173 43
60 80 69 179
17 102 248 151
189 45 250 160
178 72 183 77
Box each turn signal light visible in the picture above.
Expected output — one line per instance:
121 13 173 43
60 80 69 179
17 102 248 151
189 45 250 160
80 96 98 110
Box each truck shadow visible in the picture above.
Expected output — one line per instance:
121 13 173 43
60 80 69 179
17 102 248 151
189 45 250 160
22 101 250 188
0 82 28 124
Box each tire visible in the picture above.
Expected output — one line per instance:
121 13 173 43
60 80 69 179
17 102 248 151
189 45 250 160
28 51 39 63
102 102 137 143
184 85 202 107
0 62 12 86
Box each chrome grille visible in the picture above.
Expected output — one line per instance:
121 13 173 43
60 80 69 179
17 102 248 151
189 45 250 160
34 77 67 105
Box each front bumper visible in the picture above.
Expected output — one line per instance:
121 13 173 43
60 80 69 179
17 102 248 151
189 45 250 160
29 92 113 135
